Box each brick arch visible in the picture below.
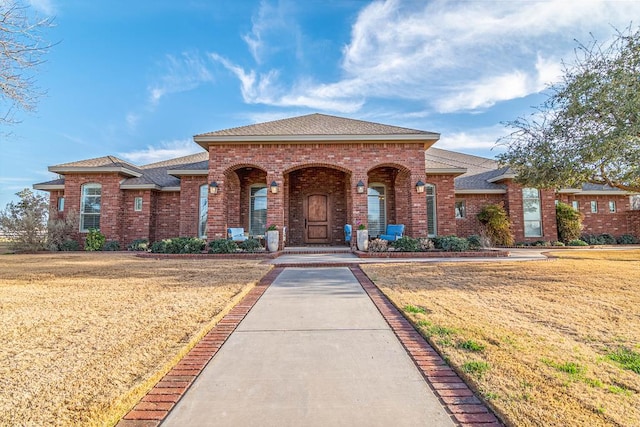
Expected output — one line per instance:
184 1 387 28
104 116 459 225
366 162 411 175
283 162 352 176
223 163 268 176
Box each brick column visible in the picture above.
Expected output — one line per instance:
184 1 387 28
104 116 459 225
267 174 285 249
409 173 428 238
350 172 368 247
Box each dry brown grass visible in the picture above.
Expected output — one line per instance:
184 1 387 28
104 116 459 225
363 250 640 427
0 252 271 426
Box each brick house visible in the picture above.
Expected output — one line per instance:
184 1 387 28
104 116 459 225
34 113 640 248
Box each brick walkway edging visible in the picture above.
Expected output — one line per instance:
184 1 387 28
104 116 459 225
349 265 504 427
116 267 284 427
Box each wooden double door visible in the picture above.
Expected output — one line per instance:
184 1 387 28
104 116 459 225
303 193 332 244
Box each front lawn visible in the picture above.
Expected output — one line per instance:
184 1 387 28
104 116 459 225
363 250 640 426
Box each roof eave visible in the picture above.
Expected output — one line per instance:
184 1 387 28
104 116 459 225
487 173 517 183
49 166 142 178
119 184 162 190
194 133 440 148
33 183 64 191
167 169 208 177
455 189 507 195
425 167 467 176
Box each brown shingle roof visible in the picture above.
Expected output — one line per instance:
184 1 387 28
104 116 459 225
53 155 142 171
195 113 439 138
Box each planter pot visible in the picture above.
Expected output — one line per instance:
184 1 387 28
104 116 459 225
356 229 369 251
266 230 279 252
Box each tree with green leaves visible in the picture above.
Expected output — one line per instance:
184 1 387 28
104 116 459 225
498 27 640 192
0 188 48 251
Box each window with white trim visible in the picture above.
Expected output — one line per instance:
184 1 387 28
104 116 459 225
609 200 616 213
134 197 143 212
571 200 579 211
80 184 101 232
249 185 267 236
198 185 208 239
591 201 598 213
426 184 437 237
58 197 65 212
523 188 542 237
455 200 466 219
367 184 386 238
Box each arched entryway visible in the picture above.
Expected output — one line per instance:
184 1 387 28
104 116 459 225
367 165 411 239
224 165 269 236
285 166 351 246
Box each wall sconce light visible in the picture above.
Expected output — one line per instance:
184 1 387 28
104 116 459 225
356 180 365 194
270 180 279 194
209 181 219 194
415 180 425 193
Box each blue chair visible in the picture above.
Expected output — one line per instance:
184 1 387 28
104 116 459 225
344 224 352 243
379 224 405 241
227 228 248 242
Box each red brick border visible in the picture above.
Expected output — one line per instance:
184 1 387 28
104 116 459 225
116 267 284 427
350 265 504 427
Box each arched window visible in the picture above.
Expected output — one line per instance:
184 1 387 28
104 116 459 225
367 184 386 238
249 185 267 236
426 184 437 237
198 184 208 239
80 183 101 232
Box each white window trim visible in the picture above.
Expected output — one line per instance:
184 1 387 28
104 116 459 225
609 200 616 213
367 183 387 238
134 197 143 212
455 199 466 219
198 184 208 239
426 184 437 237
249 184 268 237
591 200 598 213
58 197 65 212
80 183 101 232
523 188 542 238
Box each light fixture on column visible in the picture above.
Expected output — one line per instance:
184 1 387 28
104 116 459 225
415 180 425 193
209 181 219 194
356 180 365 194
270 181 279 194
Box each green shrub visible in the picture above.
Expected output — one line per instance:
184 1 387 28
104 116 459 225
208 239 238 254
431 236 443 249
84 228 106 251
47 210 80 251
552 241 565 246
568 239 588 246
581 233 617 245
391 236 420 252
368 238 389 252
555 202 583 243
617 234 638 244
599 233 617 245
239 238 263 252
438 235 470 252
59 239 80 251
477 203 514 246
533 240 551 247
150 237 206 254
466 235 483 250
102 240 120 251
127 238 149 251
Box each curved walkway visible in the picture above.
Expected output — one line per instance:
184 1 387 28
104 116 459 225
119 263 503 427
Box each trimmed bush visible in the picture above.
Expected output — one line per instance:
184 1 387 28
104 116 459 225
208 239 238 254
102 240 120 251
239 238 263 253
150 237 206 254
477 203 514 246
552 241 565 246
391 236 420 252
581 233 617 245
617 234 638 244
368 238 389 252
439 235 470 252
467 235 483 250
60 239 80 251
84 228 105 251
127 238 149 251
568 239 588 246
555 202 583 243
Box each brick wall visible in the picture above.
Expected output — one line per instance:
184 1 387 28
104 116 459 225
122 190 152 247
558 194 634 237
426 175 457 236
627 210 640 237
504 182 557 243
178 176 208 237
455 193 506 237
154 191 181 241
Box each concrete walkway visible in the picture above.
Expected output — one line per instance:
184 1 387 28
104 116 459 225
161 267 455 426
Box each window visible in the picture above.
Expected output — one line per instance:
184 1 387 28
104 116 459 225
631 195 640 210
591 201 598 213
198 185 208 239
80 184 101 232
367 185 386 238
609 201 616 213
455 200 466 219
57 197 65 212
571 200 579 211
134 197 143 212
249 186 267 236
523 188 542 237
426 184 437 237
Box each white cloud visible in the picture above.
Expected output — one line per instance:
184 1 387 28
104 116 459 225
147 52 214 107
436 126 509 153
118 139 202 165
27 0 55 15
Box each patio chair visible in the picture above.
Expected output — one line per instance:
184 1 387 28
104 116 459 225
227 228 248 242
379 224 405 241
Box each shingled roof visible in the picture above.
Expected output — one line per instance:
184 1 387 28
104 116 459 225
48 155 143 177
194 113 440 146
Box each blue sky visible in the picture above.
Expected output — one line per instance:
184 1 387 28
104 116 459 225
2 0 639 208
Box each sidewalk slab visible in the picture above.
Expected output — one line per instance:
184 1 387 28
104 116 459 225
161 267 455 427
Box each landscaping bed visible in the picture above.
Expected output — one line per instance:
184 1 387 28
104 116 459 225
362 249 640 426
0 253 271 426
355 249 507 258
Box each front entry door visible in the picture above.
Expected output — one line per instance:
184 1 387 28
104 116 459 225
304 194 331 244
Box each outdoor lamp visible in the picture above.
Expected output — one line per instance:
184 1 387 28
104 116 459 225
415 180 425 193
209 181 219 194
270 181 279 194
356 180 365 194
